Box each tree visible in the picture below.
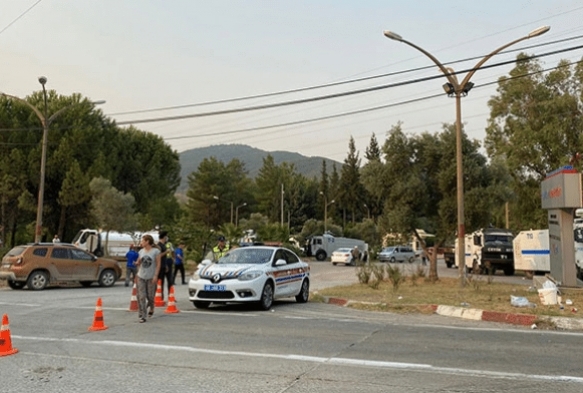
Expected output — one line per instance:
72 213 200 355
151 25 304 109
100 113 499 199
89 177 136 256
485 54 583 229
338 137 366 225
185 157 253 228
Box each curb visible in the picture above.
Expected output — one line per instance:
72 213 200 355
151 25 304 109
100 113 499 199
324 297 583 331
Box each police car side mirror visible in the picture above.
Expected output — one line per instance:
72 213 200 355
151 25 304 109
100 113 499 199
275 259 286 266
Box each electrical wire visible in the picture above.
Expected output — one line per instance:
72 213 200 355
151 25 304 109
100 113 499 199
0 0 43 36
114 43 583 126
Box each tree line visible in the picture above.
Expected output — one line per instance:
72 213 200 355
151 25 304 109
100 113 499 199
1 55 582 281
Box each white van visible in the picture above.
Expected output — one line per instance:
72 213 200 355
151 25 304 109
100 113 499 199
378 245 416 263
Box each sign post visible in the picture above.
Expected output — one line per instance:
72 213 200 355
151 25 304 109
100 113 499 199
541 166 582 287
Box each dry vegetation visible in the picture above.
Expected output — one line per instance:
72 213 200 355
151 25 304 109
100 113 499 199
315 264 583 318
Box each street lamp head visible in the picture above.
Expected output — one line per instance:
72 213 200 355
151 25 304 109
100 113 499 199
528 26 550 38
331 200 335 204
92 100 106 105
242 202 247 207
38 76 47 86
213 195 219 200
383 30 403 41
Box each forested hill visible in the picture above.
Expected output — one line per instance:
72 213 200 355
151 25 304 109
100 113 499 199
178 144 341 193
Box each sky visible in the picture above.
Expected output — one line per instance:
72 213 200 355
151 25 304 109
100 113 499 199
1 0 583 163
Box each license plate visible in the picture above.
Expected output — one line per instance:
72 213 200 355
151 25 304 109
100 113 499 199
204 284 226 291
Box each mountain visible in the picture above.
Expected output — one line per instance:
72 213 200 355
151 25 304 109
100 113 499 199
178 144 341 192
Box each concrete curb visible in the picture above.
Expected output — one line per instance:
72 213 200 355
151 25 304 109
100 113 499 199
323 297 583 330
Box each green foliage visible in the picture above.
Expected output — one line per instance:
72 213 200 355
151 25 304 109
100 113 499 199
89 177 137 232
386 264 404 292
485 55 583 230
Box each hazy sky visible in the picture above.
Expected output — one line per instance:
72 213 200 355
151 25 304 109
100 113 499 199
1 1 582 162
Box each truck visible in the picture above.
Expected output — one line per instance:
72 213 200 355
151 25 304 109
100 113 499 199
513 229 550 276
304 233 367 261
72 229 160 260
455 228 514 276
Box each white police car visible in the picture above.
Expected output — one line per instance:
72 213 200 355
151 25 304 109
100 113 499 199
188 246 310 310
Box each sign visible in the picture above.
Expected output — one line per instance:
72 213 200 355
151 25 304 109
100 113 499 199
541 166 582 209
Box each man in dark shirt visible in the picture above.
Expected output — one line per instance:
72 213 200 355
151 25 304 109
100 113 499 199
157 230 173 301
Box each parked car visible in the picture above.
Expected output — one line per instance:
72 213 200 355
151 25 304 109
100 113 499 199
188 246 310 310
331 248 355 266
0 243 122 290
378 245 416 263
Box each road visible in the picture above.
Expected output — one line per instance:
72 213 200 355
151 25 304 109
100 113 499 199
309 257 530 290
1 262 578 392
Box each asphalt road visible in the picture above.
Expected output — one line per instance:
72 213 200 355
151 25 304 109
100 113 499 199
309 257 530 291
1 261 578 393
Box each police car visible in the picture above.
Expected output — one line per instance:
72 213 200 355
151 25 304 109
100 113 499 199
188 246 310 310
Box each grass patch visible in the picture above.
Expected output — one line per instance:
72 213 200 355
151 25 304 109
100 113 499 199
317 277 583 318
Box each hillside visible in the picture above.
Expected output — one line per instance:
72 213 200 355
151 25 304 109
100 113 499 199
178 144 341 193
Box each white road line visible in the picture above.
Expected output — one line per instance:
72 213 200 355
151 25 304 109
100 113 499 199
11 335 583 383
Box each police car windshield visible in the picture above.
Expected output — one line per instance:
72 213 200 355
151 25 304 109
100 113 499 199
218 248 274 264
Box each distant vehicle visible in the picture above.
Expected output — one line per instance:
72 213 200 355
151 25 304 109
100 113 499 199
188 246 310 310
331 248 354 266
72 229 159 260
513 229 550 275
0 243 121 290
378 245 416 263
515 227 583 279
442 245 455 268
456 228 514 275
304 233 367 261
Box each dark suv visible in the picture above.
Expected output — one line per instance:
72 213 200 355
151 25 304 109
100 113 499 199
0 243 121 290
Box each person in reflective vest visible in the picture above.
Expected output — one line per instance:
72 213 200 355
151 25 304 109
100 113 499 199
210 235 230 262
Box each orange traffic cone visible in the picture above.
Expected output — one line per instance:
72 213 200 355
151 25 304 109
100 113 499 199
154 279 166 307
0 314 18 357
128 282 138 312
88 297 108 331
165 286 180 314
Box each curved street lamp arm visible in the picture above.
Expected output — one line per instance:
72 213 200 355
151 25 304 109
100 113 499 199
393 39 459 88
459 36 528 89
0 92 46 126
47 104 76 125
460 26 550 89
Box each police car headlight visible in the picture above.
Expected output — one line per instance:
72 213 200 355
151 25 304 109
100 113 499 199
238 271 263 281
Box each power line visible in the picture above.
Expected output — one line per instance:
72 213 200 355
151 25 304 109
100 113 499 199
108 33 583 117
0 0 43 36
114 43 583 126
162 59 583 142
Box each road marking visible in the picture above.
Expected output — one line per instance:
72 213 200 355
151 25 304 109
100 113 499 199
0 301 40 307
12 335 583 383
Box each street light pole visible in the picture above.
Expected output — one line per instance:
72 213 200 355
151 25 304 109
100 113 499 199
320 191 335 233
235 203 247 227
213 195 235 224
364 203 370 220
384 26 550 287
2 77 106 243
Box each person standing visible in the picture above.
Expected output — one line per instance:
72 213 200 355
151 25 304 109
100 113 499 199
125 245 139 287
135 234 161 323
351 246 361 265
157 230 173 300
206 235 230 262
173 242 186 284
52 234 60 243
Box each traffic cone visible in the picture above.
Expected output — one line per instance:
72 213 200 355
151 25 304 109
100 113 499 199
88 297 108 331
0 314 18 357
128 282 138 312
154 279 166 307
164 285 180 314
